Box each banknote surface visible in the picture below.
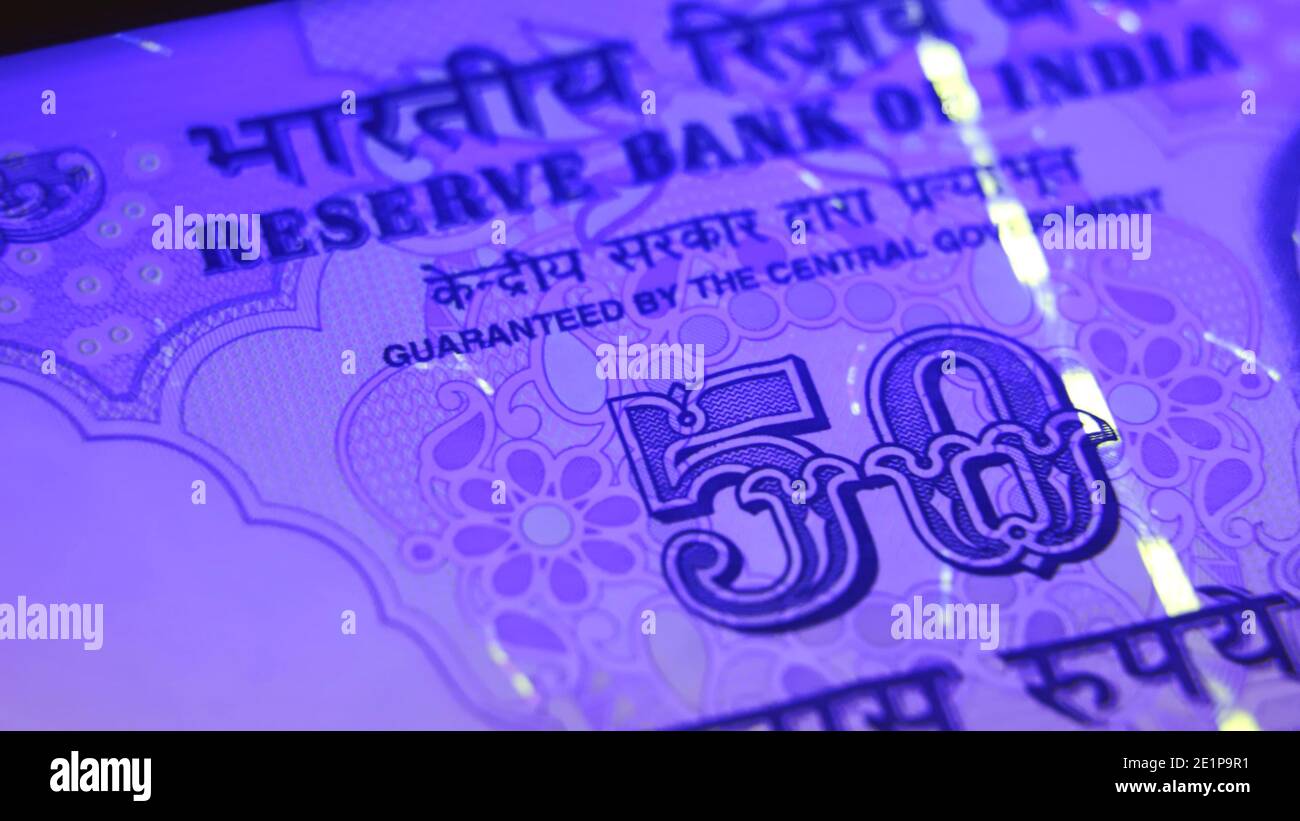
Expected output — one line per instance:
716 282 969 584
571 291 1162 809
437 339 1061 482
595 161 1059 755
1 0 1299 730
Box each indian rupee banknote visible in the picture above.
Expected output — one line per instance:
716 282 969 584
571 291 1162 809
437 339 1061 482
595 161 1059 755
1 0 1299 729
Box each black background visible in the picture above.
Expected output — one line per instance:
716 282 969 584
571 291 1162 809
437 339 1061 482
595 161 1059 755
0 730 1287 808
2 0 275 57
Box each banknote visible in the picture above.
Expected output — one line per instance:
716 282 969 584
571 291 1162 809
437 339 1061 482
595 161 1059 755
1 0 1299 731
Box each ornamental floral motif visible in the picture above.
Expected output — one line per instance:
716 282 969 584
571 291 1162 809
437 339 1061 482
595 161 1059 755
1080 321 1267 521
445 441 645 607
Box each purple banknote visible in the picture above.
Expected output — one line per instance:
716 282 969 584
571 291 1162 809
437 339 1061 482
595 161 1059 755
1 0 1299 730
